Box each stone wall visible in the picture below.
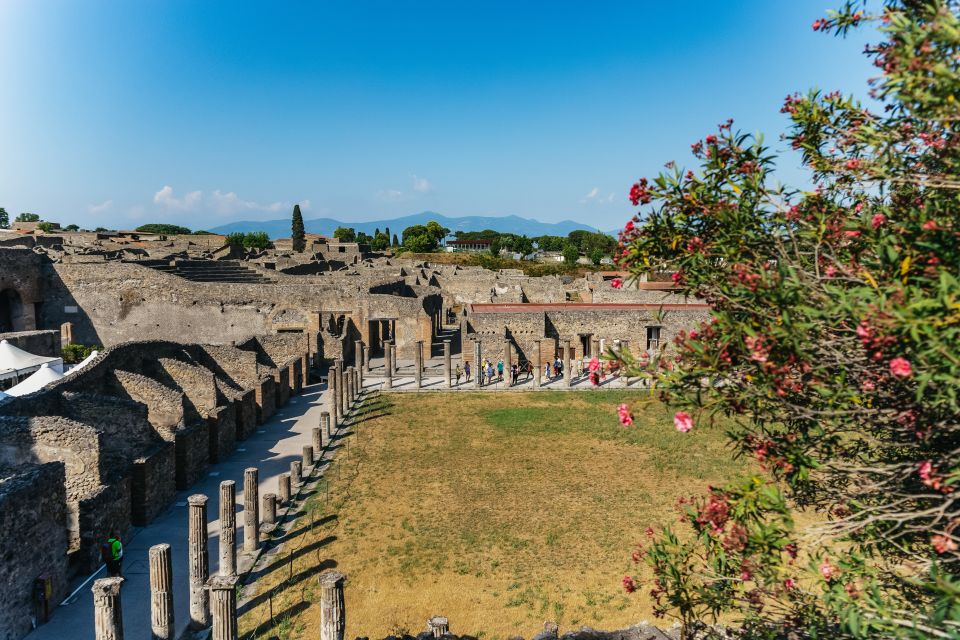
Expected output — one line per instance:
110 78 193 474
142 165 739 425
0 462 68 640
0 329 62 357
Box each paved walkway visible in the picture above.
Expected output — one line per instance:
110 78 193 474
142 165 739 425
28 380 337 640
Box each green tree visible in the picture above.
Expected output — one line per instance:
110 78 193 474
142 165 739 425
15 213 40 223
589 248 603 266
0 208 8 229
392 233 399 247
291 204 306 252
192 230 213 235
561 243 579 264
488 237 502 256
64 224 80 231
513 235 534 257
226 231 272 250
136 223 192 235
356 231 372 244
425 220 451 244
401 224 439 252
372 231 390 251
94 227 109 233
333 226 356 242
36 222 55 233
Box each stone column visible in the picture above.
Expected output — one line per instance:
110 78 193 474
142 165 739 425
313 426 323 456
534 340 542 388
291 460 302 486
262 493 277 525
149 543 175 640
303 445 315 469
563 340 572 388
321 412 331 441
243 468 259 553
278 473 291 504
363 343 370 372
218 481 237 576
443 340 451 388
354 340 363 373
383 340 393 389
391 342 398 374
336 361 345 418
207 575 238 640
504 338 512 383
356 359 363 392
92 577 124 640
591 336 601 360
474 340 482 389
329 365 340 426
319 571 346 640
414 341 423 389
188 494 210 629
346 367 355 406
428 616 450 637
620 340 630 387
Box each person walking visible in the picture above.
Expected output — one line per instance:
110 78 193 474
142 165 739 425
544 362 551 380
486 361 495 385
102 532 123 577
526 361 533 381
511 363 519 386
497 359 504 382
464 361 471 382
455 363 462 385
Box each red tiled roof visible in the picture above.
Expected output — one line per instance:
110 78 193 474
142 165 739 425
469 302 709 313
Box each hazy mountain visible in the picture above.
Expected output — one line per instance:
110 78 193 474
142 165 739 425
209 212 603 239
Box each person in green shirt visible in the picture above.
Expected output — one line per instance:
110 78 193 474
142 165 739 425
102 532 123 577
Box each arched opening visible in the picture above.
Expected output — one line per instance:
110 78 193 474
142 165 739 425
0 289 25 333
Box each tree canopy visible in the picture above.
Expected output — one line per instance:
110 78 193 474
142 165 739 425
135 223 192 235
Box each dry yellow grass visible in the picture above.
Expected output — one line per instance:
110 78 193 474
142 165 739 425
238 391 746 640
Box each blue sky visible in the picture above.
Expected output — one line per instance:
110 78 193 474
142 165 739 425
0 1 876 232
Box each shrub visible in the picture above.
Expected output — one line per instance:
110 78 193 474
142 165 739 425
62 343 100 364
615 2 960 638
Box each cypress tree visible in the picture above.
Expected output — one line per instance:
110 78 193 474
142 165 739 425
392 233 399 247
291 204 306 252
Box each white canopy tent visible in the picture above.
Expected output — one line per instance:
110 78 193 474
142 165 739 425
0 339 64 383
6 363 65 397
65 350 99 376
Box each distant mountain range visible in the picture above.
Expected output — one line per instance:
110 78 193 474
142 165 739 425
209 211 606 239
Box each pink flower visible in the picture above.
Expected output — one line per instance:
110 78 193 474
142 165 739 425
819 558 838 581
783 578 796 589
588 357 601 373
617 403 634 427
674 411 693 433
844 230 861 238
744 335 769 363
611 278 623 289
889 357 913 378
932 534 958 554
622 575 637 594
923 220 938 231
871 213 886 229
624 220 634 232
919 460 934 483
644 526 655 537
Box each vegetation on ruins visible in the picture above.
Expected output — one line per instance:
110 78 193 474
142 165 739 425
226 231 272 250
0 207 8 229
615 1 960 638
135 223 192 235
238 391 742 639
64 224 79 231
15 212 39 223
291 204 306 252
61 343 100 364
35 222 55 233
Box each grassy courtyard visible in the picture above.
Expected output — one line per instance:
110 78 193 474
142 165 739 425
238 391 747 640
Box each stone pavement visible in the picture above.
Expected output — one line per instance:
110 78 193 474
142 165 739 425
26 380 339 640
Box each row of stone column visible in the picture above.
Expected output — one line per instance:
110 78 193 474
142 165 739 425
93 447 330 640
